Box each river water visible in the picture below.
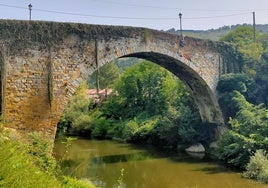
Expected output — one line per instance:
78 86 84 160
53 138 268 188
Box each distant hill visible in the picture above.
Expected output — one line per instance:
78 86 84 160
166 24 268 41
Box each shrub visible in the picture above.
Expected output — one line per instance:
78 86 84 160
130 119 156 144
0 136 61 188
92 117 111 139
216 91 268 169
216 130 254 168
70 114 93 136
123 120 139 140
244 150 268 183
62 176 96 188
0 130 97 188
28 133 58 174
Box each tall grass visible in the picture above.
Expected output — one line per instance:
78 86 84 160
0 125 97 188
0 133 62 187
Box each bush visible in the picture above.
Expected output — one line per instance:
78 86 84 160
244 150 268 183
216 91 268 169
28 133 58 174
0 129 97 188
216 130 254 168
0 134 62 188
92 117 111 139
62 176 96 188
58 81 93 136
70 114 93 136
130 118 157 144
105 119 138 142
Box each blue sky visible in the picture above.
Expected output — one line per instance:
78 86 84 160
0 0 268 30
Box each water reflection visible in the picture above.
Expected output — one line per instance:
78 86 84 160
53 138 268 188
91 152 158 164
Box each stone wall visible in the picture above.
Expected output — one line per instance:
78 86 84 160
0 20 238 141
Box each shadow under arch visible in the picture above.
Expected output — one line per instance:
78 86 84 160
121 52 224 126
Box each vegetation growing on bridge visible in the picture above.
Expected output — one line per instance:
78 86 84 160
0 20 177 55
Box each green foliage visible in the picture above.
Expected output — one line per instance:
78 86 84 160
220 26 263 61
58 81 93 136
216 31 268 178
216 130 254 168
116 168 125 188
244 150 268 183
62 176 96 188
168 24 268 41
97 60 202 147
0 139 62 188
28 133 58 174
130 117 158 144
88 61 120 89
103 61 183 119
216 91 268 168
91 117 111 139
253 60 268 106
220 26 264 75
60 137 78 162
112 120 139 141
0 126 97 188
152 105 201 149
217 73 253 93
217 73 255 120
59 58 203 150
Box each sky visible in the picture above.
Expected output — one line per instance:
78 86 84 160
0 0 267 31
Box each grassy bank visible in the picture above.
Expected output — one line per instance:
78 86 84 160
0 125 96 188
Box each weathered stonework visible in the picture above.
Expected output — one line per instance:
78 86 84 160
0 20 239 141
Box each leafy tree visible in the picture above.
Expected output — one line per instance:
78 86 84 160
259 33 268 61
217 73 254 120
104 61 180 118
152 105 200 149
216 91 268 168
220 26 263 61
58 81 93 136
220 26 263 74
254 61 268 106
88 61 120 89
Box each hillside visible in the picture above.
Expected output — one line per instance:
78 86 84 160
167 24 268 41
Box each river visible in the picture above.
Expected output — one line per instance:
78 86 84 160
53 138 268 188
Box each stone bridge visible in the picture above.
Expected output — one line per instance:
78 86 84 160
0 20 240 141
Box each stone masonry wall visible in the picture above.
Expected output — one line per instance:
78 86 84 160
0 20 238 141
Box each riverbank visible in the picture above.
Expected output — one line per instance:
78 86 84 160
0 126 97 188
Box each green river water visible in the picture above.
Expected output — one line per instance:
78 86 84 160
53 138 268 188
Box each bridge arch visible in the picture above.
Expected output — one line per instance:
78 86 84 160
121 52 223 125
0 20 239 140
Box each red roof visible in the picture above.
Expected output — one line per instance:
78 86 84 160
86 89 113 98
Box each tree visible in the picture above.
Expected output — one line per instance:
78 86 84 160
216 73 254 120
220 26 263 74
58 81 93 136
103 60 182 118
216 91 268 168
88 61 120 89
